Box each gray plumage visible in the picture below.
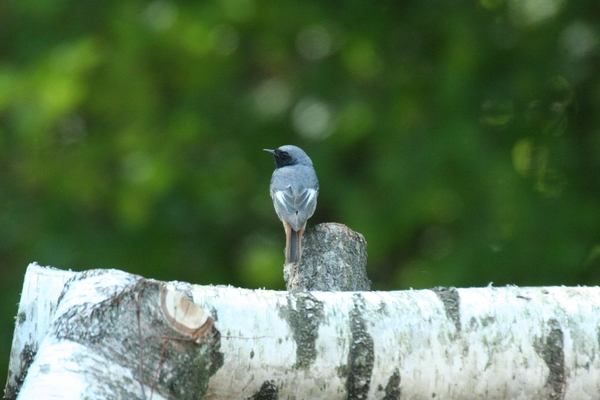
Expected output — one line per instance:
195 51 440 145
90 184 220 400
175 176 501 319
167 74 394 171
264 145 319 263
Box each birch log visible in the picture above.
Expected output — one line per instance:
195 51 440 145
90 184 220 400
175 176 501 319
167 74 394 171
6 263 600 399
6 264 221 400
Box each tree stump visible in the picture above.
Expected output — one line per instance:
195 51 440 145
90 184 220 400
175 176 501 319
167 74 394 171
284 223 371 292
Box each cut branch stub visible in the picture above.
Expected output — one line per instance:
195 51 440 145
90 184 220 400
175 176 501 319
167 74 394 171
160 285 214 344
284 222 371 292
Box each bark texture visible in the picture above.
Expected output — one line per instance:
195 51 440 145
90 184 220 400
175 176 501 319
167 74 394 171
284 222 370 292
7 264 600 399
7 265 221 399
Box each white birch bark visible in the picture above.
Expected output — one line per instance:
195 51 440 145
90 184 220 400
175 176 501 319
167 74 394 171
6 263 600 399
7 263 220 400
4 264 77 398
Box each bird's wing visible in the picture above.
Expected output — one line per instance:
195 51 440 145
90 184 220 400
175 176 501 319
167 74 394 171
273 185 318 231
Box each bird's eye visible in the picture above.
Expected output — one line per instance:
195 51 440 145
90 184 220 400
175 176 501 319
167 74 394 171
280 151 289 158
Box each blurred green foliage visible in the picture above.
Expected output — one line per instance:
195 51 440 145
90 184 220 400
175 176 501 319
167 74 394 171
2 0 600 385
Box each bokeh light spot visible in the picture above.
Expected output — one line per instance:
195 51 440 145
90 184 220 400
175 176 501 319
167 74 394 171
292 97 333 140
142 0 178 32
512 138 533 177
560 21 598 60
253 78 292 118
296 24 333 61
509 0 564 27
210 24 240 56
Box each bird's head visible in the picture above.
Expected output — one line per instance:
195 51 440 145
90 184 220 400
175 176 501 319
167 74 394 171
263 145 313 168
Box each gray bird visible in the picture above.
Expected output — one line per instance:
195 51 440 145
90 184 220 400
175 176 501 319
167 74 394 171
264 145 319 264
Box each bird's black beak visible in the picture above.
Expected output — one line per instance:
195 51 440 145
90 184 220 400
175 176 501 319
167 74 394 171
263 149 277 156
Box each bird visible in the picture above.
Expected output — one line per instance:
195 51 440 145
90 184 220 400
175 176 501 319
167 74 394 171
264 145 319 264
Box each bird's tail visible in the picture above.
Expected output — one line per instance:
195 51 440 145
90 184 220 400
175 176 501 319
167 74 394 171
285 224 304 264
